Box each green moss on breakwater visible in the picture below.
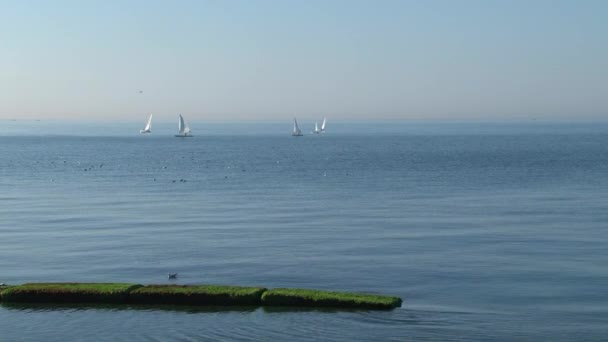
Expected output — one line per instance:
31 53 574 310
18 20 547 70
0 284 10 298
129 285 267 306
261 288 402 310
0 283 402 310
0 283 142 303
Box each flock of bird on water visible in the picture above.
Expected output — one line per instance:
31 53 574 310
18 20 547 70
139 114 327 137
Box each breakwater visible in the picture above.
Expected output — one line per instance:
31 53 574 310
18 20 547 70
0 283 402 310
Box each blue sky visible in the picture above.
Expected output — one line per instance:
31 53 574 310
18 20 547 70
0 0 606 121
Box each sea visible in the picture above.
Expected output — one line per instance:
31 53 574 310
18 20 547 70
0 120 607 341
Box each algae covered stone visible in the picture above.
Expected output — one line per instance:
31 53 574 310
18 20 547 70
129 284 268 306
0 283 142 303
0 284 10 300
0 283 402 310
261 288 402 309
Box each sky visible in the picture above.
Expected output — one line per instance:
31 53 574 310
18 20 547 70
0 0 607 121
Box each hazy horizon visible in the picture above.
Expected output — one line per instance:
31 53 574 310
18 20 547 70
1 0 607 121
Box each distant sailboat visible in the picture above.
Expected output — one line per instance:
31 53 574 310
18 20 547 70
313 121 320 134
292 118 303 136
140 114 152 133
175 114 193 137
321 117 326 133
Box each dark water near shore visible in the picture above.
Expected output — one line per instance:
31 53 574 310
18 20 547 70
1 121 607 341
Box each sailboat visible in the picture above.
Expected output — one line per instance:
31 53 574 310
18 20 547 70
321 117 326 133
292 118 303 136
313 121 320 134
175 114 193 137
140 114 152 133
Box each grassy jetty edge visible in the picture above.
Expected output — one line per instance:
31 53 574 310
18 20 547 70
0 283 142 303
129 285 267 306
261 288 402 310
0 284 10 300
0 283 403 310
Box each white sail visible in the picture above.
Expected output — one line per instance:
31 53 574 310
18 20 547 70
176 114 193 137
292 118 303 136
140 114 152 133
178 114 185 133
321 117 326 132
144 114 152 131
313 121 320 134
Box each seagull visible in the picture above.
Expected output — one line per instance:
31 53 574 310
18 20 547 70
168 273 178 279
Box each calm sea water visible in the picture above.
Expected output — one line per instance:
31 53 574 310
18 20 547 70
1 121 607 341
